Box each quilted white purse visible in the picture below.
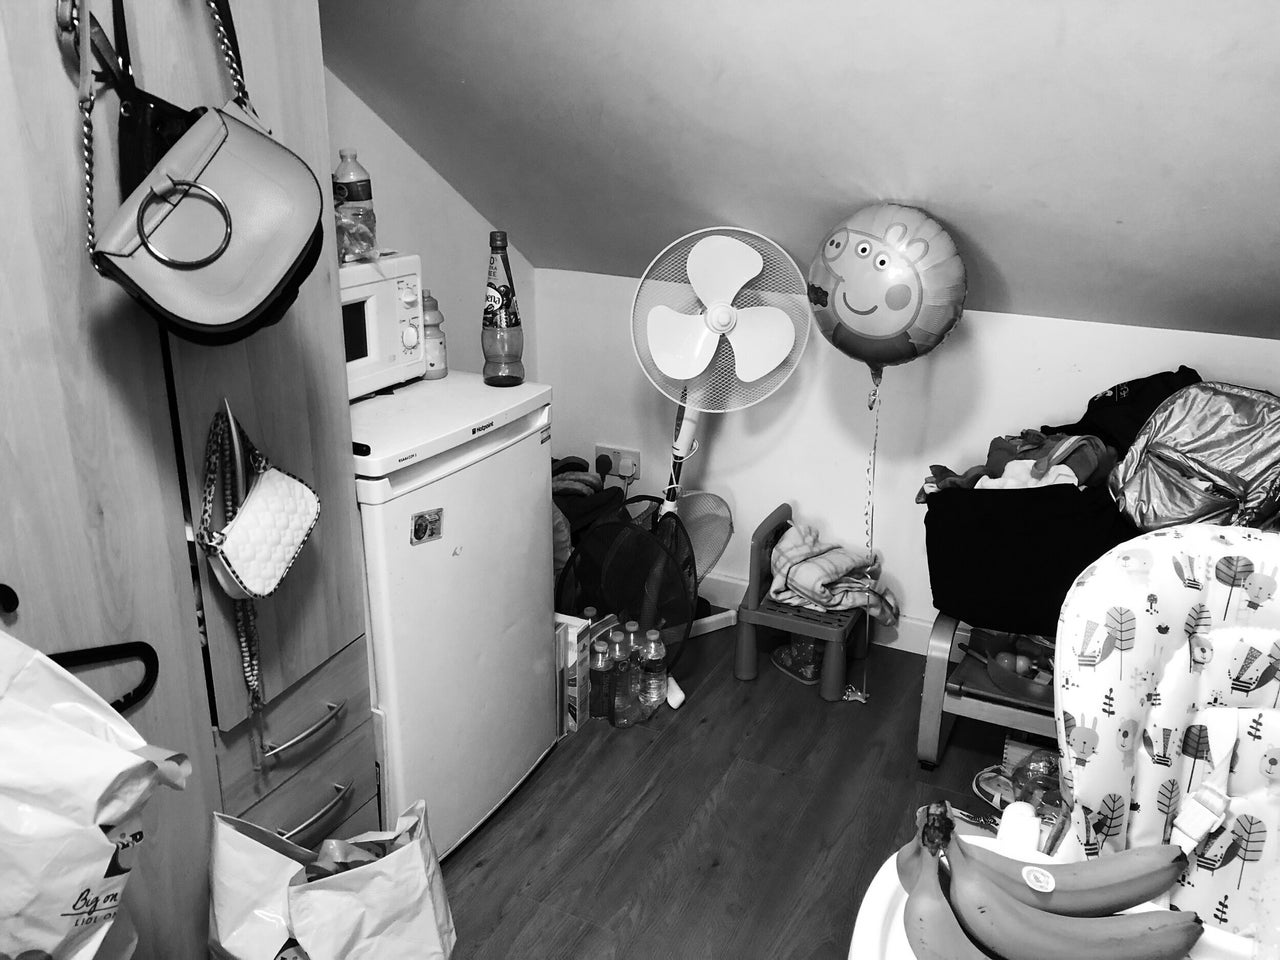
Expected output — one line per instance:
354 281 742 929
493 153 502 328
197 407 320 602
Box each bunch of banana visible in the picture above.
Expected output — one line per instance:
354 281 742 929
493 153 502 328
899 805 1202 960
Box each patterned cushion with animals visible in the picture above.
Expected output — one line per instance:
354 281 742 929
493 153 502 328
1056 523 1280 938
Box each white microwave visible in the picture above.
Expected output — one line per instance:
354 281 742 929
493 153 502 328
340 253 427 400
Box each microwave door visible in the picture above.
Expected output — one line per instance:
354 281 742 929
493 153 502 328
343 298 371 365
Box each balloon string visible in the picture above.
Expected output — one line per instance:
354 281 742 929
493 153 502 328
865 369 882 557
848 371 883 705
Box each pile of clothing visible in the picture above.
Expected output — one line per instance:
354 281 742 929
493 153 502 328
768 522 899 686
921 365 1201 637
918 365 1201 500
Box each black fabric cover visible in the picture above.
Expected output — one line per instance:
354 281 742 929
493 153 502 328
1041 365 1201 456
925 485 1138 636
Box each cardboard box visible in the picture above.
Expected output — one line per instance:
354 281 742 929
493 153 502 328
555 612 617 734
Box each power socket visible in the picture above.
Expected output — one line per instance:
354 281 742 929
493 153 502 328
594 443 641 480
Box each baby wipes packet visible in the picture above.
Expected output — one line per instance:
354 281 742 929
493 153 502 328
0 627 189 960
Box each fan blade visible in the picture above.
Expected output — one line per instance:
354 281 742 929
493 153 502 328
687 235 763 307
725 306 796 382
647 305 719 380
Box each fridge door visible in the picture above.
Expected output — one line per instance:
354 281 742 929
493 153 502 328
360 406 556 855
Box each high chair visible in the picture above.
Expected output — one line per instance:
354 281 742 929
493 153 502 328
852 523 1280 957
1055 522 1280 941
734 503 869 702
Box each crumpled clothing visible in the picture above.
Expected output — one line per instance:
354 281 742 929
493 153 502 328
768 524 899 625
916 430 1114 502
975 460 1079 490
916 463 988 501
986 430 1115 487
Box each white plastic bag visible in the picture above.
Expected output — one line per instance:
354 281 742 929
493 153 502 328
209 800 456 960
0 628 189 960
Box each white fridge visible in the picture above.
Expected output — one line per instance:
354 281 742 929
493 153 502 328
351 372 556 856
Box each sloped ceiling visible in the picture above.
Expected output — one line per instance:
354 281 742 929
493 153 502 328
319 1 1280 338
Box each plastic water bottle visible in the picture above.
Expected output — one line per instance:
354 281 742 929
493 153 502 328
609 630 640 728
624 620 643 698
640 629 667 718
481 230 524 386
332 148 377 262
420 290 448 380
588 639 612 720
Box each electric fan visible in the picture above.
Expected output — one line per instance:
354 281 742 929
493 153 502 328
632 227 812 581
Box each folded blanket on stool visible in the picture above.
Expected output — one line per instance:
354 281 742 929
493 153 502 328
768 524 899 625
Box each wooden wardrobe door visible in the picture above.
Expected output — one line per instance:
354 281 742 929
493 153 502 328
0 6 218 957
136 0 368 730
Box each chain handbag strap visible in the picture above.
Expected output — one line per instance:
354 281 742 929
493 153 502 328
196 409 267 715
203 0 250 109
196 409 270 550
74 0 252 259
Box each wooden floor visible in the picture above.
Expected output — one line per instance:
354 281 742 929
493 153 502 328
440 627 1005 959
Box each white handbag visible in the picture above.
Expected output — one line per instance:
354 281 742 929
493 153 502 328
197 407 319 602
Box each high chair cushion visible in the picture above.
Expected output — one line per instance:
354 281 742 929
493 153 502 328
1057 523 1280 938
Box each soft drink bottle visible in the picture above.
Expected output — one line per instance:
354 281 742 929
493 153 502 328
481 230 525 386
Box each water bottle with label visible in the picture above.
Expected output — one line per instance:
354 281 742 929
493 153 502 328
639 630 667 717
420 290 448 380
609 629 640 728
624 620 643 698
588 639 612 721
332 148 377 263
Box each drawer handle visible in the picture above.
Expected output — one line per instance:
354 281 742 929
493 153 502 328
277 779 354 842
262 700 347 760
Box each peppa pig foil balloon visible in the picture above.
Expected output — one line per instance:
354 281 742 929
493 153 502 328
807 203 966 382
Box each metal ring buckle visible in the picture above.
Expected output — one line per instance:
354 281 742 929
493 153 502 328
136 176 232 269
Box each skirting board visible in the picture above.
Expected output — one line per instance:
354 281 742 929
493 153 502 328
697 571 934 656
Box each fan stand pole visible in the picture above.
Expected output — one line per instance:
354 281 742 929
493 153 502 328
847 368 883 704
660 405 701 515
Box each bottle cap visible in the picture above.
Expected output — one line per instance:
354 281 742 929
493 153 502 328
646 630 661 641
592 639 608 653
583 606 598 620
625 620 640 632
489 230 508 249
421 289 439 310
339 148 357 159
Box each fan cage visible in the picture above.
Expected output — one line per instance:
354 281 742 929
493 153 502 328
632 227 811 413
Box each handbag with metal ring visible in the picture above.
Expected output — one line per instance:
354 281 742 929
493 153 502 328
66 0 323 345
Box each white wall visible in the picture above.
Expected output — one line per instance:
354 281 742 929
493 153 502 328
323 71 538 380
534 267 1280 653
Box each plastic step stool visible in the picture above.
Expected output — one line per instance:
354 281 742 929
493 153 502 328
734 503 869 702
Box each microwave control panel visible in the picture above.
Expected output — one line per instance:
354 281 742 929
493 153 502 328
396 275 422 354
